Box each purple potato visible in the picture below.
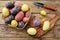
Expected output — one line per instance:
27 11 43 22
5 15 14 24
33 19 40 26
6 2 14 9
18 21 25 28
10 6 21 15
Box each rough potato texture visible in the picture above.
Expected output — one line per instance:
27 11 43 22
15 11 24 21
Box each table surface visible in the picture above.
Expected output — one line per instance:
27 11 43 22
0 1 60 40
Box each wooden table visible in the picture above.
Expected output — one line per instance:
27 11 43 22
0 1 60 40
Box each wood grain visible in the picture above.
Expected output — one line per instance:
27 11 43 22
0 1 60 40
53 26 60 37
0 38 39 40
0 1 60 13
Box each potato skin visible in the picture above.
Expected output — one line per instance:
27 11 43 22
11 20 18 27
6 2 14 9
2 8 10 17
5 15 14 24
15 11 24 21
18 21 24 28
23 17 29 22
25 11 30 17
10 6 20 15
21 4 29 12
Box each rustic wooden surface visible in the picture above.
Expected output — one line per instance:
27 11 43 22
0 1 60 40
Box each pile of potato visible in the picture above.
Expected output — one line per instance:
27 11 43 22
2 1 30 29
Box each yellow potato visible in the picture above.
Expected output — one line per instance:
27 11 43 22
11 20 18 27
43 21 50 31
21 4 29 12
27 28 37 35
40 10 47 16
2 7 10 17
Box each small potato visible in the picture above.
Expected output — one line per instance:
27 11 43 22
43 21 50 31
27 28 37 35
23 17 29 22
2 7 10 17
6 2 14 9
40 10 47 16
14 1 23 6
15 11 24 21
25 11 30 17
18 21 25 28
10 6 20 15
33 19 40 26
11 20 18 27
5 15 14 24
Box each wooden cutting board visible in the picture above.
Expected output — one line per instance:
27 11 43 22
29 14 60 37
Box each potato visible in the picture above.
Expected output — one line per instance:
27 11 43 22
15 11 24 21
40 10 47 16
25 11 30 17
18 21 24 28
11 20 18 27
6 2 14 9
5 15 14 24
2 7 10 17
21 4 29 12
27 28 37 35
14 1 23 6
23 17 29 22
43 21 50 31
10 6 20 15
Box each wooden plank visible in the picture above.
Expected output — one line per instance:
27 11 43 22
41 38 57 40
53 26 60 37
0 38 39 40
0 37 59 40
0 25 59 38
57 38 60 40
0 1 60 13
0 25 31 38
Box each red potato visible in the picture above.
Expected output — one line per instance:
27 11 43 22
23 17 29 22
15 11 24 21
25 11 30 17
14 1 23 6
